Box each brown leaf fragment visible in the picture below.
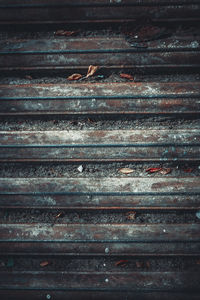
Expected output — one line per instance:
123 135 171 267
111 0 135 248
86 65 98 78
160 168 171 175
146 167 162 173
184 168 193 173
40 261 49 267
146 261 150 268
126 211 136 220
136 261 142 268
25 75 32 80
55 212 63 219
119 168 134 174
120 73 134 80
67 73 82 81
87 118 95 124
196 260 200 265
115 260 128 267
55 30 77 36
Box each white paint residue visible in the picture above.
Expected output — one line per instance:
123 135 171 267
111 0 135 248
144 85 159 96
191 41 199 48
24 224 53 238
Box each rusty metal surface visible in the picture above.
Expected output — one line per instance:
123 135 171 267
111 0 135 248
0 2 200 297
0 271 200 290
1 82 199 96
0 177 200 195
0 194 199 210
0 147 198 161
1 36 200 52
0 130 199 161
1 0 200 6
1 130 199 144
1 241 200 256
0 37 199 71
0 82 199 115
0 1 199 24
1 53 199 69
0 223 200 242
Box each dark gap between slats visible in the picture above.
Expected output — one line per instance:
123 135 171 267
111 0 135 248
0 209 199 224
0 116 200 131
0 162 199 178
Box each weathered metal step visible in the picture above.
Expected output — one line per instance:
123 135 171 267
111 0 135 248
0 0 199 24
0 130 199 161
0 3 199 297
0 36 199 72
0 177 200 195
0 271 200 291
1 221 200 256
0 176 199 208
0 82 200 115
1 240 200 256
1 223 199 242
1 193 199 210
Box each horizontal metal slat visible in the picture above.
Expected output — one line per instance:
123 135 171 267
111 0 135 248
0 130 199 161
0 194 199 210
0 37 199 71
1 0 200 7
1 241 200 256
0 2 199 25
2 130 198 145
0 271 200 290
0 177 200 195
2 37 200 52
0 223 200 242
0 82 200 115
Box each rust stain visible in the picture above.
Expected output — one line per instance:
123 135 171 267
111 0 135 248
151 181 185 190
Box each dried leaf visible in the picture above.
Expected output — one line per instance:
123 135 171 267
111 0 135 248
87 118 95 123
115 260 128 266
67 73 82 81
120 73 134 80
136 261 142 268
160 168 171 175
25 75 32 80
146 167 162 173
86 65 98 78
146 261 150 268
119 168 134 174
40 261 49 267
184 168 193 173
55 30 76 36
126 211 136 220
147 167 171 175
55 212 63 219
196 260 200 265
